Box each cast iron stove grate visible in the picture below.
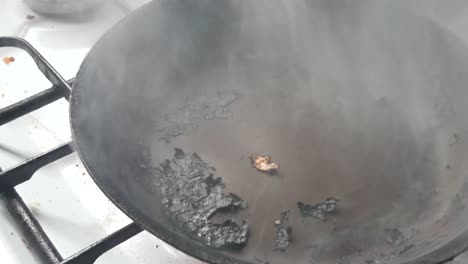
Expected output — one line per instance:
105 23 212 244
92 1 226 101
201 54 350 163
0 37 143 264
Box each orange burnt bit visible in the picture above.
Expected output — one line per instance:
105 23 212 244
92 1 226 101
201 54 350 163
248 154 279 174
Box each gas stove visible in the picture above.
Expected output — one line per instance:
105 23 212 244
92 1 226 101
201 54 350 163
4 1 468 264
0 1 203 263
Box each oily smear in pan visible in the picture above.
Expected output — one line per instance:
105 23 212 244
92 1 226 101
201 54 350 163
153 148 249 249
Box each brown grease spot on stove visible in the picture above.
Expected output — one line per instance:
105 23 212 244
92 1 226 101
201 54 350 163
3 56 15 65
21 238 31 250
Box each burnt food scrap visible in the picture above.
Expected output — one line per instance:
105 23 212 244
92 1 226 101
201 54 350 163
154 148 248 248
249 154 279 174
297 197 339 221
384 228 404 245
273 210 292 251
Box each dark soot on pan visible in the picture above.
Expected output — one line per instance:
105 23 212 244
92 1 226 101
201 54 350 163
273 210 292 252
152 148 249 249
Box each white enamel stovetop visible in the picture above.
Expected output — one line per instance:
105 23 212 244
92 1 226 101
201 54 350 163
0 1 203 263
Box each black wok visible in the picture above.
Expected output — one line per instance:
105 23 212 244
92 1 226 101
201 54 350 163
70 1 468 263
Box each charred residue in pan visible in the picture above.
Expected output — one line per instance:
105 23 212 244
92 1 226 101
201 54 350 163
273 210 292 251
384 228 404 245
297 197 339 221
153 148 249 249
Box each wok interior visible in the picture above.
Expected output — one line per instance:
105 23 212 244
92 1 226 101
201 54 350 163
71 1 468 263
